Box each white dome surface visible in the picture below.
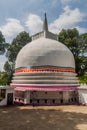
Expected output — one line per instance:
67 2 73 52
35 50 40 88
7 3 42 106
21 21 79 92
15 38 75 69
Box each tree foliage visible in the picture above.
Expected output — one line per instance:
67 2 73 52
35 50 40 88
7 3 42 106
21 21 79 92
58 28 87 76
6 31 31 63
0 31 7 55
4 31 31 84
4 61 13 84
79 74 87 84
79 33 87 54
0 71 8 85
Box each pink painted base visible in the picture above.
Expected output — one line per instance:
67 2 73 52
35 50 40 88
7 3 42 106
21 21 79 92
11 83 79 91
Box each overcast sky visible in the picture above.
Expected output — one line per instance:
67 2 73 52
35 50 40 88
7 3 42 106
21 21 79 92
0 0 87 71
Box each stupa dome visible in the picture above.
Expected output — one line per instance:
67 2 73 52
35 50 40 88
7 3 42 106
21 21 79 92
15 37 75 69
11 13 78 88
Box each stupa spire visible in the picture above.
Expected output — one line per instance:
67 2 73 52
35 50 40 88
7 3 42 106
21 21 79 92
43 13 48 31
32 13 58 41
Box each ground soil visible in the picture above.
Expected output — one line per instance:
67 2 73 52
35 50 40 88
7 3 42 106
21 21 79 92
0 105 87 130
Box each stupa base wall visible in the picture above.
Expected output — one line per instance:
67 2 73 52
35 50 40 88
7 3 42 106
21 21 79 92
11 84 79 105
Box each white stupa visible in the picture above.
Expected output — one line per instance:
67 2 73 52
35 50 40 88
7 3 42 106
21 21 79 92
11 13 79 105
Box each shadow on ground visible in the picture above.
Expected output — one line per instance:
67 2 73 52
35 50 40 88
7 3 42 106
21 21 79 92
0 105 87 130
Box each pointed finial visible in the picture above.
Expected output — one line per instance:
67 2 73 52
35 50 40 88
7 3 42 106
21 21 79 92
45 12 46 18
43 13 48 31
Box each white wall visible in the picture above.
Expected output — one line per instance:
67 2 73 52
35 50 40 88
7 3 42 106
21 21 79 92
0 88 14 106
78 84 87 105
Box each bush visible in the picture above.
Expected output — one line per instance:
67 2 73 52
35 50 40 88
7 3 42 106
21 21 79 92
79 74 87 84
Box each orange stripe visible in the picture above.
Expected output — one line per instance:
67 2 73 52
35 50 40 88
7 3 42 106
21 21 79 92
15 67 75 73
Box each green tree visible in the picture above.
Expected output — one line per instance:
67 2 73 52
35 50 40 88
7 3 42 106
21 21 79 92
79 33 87 54
6 31 31 63
78 33 87 75
58 28 87 76
0 31 8 55
4 61 13 84
79 74 87 84
0 71 8 85
4 31 31 84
